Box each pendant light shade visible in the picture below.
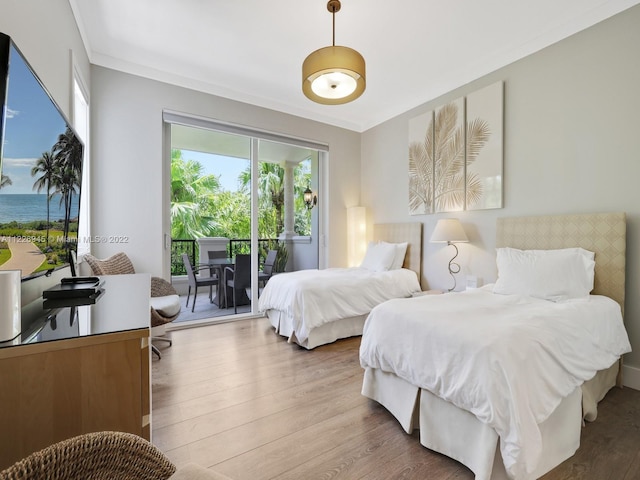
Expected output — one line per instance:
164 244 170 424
302 1 366 105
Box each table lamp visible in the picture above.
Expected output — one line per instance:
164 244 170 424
430 218 469 292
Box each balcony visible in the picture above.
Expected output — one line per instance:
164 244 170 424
170 237 284 323
170 238 282 277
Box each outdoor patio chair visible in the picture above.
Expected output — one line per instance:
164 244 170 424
225 254 251 314
182 253 219 312
259 249 277 286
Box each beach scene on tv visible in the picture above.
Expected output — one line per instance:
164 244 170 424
0 43 83 279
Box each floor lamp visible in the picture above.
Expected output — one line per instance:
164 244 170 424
430 218 468 292
347 206 366 267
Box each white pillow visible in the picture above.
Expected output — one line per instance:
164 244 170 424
359 241 397 272
493 247 595 302
381 241 408 270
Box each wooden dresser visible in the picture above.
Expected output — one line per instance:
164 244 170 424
0 273 151 470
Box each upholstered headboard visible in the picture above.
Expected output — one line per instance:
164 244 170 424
496 212 626 309
373 222 423 280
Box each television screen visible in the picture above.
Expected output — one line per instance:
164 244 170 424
0 32 84 280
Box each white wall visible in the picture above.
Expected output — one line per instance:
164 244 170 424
361 5 640 379
89 67 361 278
0 0 89 122
0 0 90 303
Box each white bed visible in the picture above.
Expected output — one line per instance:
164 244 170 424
359 212 630 480
259 222 423 349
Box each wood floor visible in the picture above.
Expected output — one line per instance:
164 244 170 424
152 318 640 480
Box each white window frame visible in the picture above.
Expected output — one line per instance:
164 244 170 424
71 53 90 257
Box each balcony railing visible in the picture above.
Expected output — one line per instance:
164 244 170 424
171 238 281 276
171 239 197 276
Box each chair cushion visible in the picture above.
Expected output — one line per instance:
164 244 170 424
150 294 181 318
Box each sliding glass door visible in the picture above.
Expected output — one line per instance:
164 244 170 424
165 114 323 323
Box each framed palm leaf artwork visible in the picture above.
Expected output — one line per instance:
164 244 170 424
408 81 503 214
408 110 435 214
466 81 503 210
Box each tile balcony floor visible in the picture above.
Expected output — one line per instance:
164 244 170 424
174 290 251 323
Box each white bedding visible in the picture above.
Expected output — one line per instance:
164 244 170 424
258 267 421 345
359 286 631 480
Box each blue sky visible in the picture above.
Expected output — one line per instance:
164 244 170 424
180 149 249 192
1 44 68 194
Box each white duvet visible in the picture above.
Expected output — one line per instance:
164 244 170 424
258 267 421 344
359 286 631 480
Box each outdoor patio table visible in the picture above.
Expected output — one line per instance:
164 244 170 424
208 258 234 308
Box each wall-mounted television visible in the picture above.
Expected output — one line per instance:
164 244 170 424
0 32 84 281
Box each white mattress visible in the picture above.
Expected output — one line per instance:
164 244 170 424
359 287 631 479
258 267 421 346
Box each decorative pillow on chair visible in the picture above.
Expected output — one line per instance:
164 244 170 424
493 247 595 301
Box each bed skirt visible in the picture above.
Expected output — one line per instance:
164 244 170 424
361 362 619 480
266 309 368 349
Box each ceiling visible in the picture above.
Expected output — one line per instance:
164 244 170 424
69 0 639 133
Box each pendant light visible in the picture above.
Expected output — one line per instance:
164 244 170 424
302 0 366 105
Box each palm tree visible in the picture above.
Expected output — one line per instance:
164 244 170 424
293 161 313 236
51 158 79 245
31 150 57 246
239 160 313 238
170 150 221 239
52 127 83 246
240 162 285 236
0 174 11 190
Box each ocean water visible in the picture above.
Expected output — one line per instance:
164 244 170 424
0 194 80 224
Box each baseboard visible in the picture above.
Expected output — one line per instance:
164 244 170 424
622 364 640 390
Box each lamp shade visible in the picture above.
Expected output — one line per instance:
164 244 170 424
302 45 366 105
430 218 468 243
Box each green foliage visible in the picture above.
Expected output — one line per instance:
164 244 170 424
170 150 222 239
239 159 313 238
0 225 72 270
0 241 9 267
210 190 251 239
273 243 288 273
0 227 26 237
171 149 315 243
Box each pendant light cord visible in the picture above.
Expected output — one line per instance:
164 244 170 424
331 5 336 46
